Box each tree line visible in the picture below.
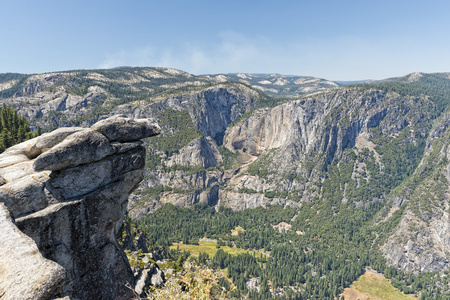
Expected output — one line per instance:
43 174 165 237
0 104 40 153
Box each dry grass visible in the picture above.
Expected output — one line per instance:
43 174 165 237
231 225 245 236
170 241 267 259
342 271 417 300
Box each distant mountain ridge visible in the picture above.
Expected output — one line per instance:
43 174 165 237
203 72 340 97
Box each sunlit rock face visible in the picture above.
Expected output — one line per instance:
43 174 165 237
0 116 160 300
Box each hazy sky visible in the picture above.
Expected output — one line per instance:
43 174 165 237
1 0 449 80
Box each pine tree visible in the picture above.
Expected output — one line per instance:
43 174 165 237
0 104 39 153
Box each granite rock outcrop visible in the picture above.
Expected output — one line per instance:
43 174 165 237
0 116 160 299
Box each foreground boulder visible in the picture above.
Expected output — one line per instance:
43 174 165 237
0 203 66 300
0 116 160 300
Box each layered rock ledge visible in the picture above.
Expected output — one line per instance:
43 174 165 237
0 116 160 300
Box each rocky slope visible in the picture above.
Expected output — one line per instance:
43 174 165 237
380 111 450 272
118 218 166 296
0 116 160 299
4 68 450 276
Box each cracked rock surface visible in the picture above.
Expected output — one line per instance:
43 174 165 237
0 116 160 300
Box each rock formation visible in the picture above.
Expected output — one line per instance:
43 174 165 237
0 115 160 299
165 136 222 169
0 203 66 300
117 219 166 298
381 111 450 272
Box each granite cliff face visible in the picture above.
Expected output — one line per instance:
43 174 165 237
128 87 433 216
225 88 424 169
147 84 260 143
381 111 450 272
0 203 66 300
0 116 160 299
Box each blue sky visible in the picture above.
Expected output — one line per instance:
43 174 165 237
1 0 449 80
